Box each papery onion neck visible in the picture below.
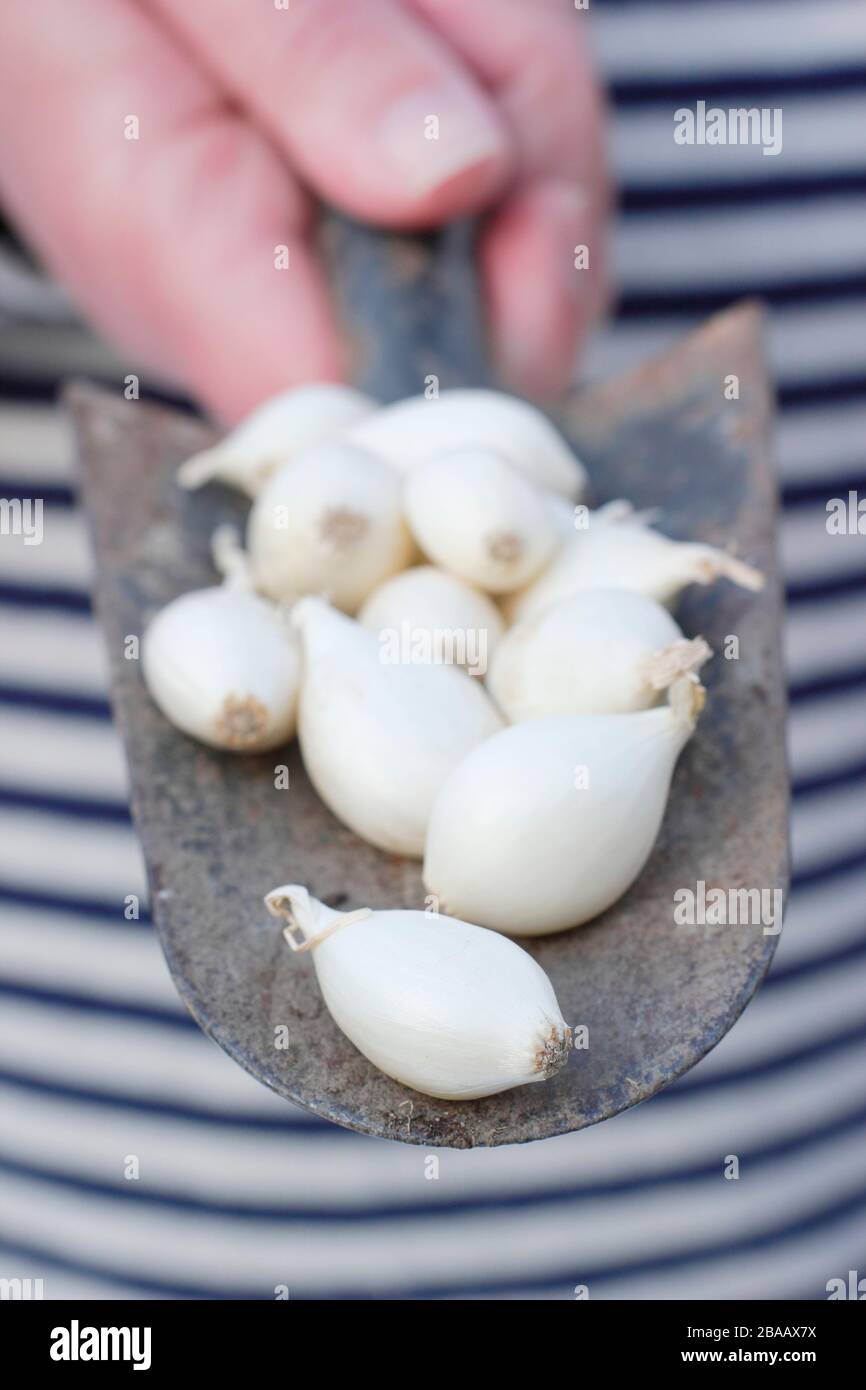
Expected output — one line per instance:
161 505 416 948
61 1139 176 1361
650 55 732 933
211 524 253 590
594 499 660 529
645 637 712 692
265 884 371 953
687 544 765 592
177 446 223 490
668 674 706 731
265 884 316 939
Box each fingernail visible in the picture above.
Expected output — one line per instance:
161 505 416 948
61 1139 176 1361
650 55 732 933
374 86 507 198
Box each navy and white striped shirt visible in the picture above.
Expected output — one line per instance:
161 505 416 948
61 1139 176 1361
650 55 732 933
1 0 865 1299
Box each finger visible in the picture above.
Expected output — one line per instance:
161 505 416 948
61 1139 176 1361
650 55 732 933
412 0 611 393
146 0 512 229
480 178 603 400
0 0 344 422
408 0 608 190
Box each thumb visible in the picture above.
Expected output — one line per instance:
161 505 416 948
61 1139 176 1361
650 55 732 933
148 0 512 229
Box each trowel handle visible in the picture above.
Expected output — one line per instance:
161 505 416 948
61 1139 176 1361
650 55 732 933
323 215 492 402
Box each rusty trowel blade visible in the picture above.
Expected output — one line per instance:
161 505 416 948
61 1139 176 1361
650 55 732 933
66 298 788 1150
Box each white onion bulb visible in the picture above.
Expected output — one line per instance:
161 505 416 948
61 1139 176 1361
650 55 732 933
345 388 587 499
247 440 413 613
507 506 763 622
142 529 300 752
292 596 503 856
359 566 504 675
404 450 558 594
177 384 377 497
266 886 572 1100
424 676 706 935
488 588 711 719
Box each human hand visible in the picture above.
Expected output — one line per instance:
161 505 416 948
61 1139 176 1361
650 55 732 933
0 0 609 421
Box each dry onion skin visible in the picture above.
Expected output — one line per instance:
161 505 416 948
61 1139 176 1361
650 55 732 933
487 588 711 720
142 529 300 753
506 505 763 622
266 885 573 1101
177 384 378 497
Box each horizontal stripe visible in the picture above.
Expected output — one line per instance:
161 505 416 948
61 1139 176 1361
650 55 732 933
0 933 855 1041
791 779 866 875
594 0 866 81
0 404 73 475
768 934 866 988
0 1068 320 1131
0 904 174 1007
790 668 866 704
618 273 866 319
0 582 90 613
609 66 866 106
792 757 866 799
5 1188 863 1301
774 866 866 968
2 935 865 1122
591 299 866 397
615 198 866 293
0 706 126 799
0 883 148 925
1 1015 861 1139
793 849 866 891
3 1096 866 1223
0 684 110 720
0 607 107 694
781 502 866 591
1 1030 862 1208
0 806 144 904
784 469 866 506
0 981 192 1030
0 1148 863 1298
1 1024 863 1199
0 504 91 587
0 372 193 413
787 594 866 686
787 688 866 784
0 996 308 1120
0 478 75 506
619 168 866 213
0 874 862 1062
613 92 866 187
666 954 866 1086
0 1248 154 1302
5 1193 864 1301
779 378 866 411
0 786 129 824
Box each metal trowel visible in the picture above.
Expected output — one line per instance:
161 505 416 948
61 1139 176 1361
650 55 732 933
66 219 789 1148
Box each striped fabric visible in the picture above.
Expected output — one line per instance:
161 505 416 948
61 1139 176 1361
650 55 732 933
1 0 865 1300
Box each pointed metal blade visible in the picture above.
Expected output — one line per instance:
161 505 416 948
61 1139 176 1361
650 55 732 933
67 298 788 1149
